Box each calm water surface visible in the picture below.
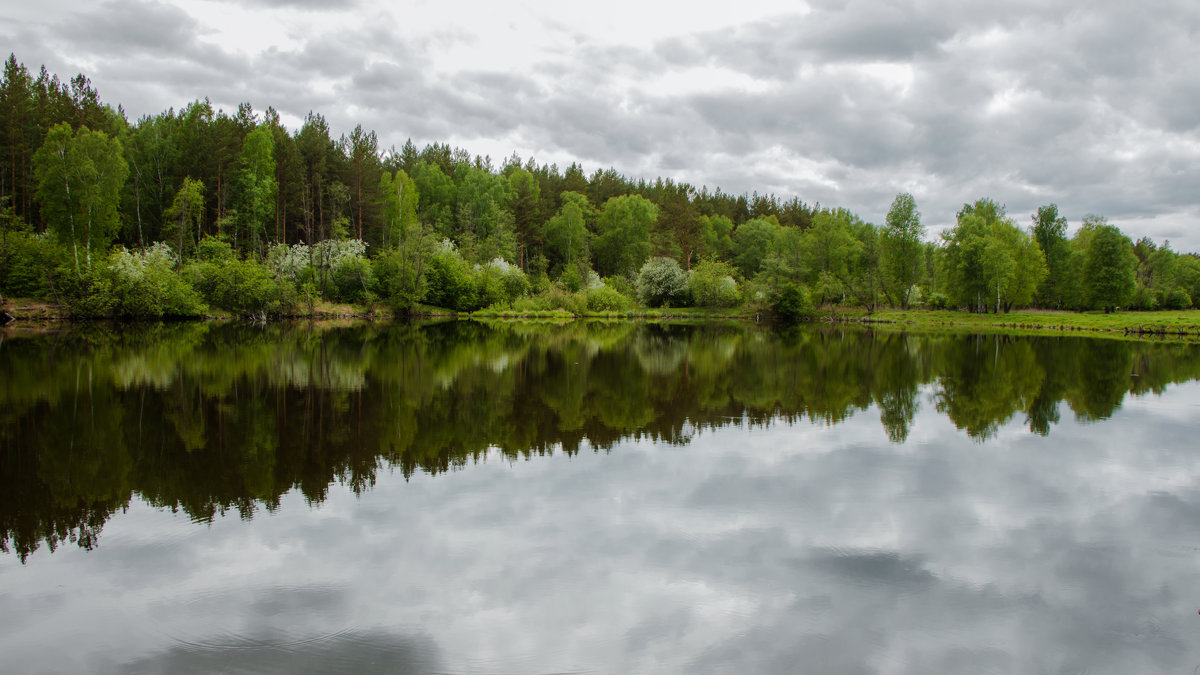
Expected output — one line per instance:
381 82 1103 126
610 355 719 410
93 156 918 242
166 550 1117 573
2 321 1200 674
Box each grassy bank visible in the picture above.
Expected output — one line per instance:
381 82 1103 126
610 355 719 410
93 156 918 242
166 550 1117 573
840 307 1200 339
468 306 755 321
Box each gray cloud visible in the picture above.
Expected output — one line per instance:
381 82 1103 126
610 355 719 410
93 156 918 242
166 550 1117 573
5 0 1200 247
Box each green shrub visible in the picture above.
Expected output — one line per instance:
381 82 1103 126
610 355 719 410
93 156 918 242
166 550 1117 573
477 268 507 308
1164 287 1192 310
1130 285 1157 310
688 260 740 307
196 236 236 264
330 256 375 304
586 285 635 312
1 232 70 299
604 275 635 299
372 249 423 311
477 258 530 308
635 257 689 307
71 244 207 318
186 257 297 316
423 243 478 311
511 287 587 315
771 283 814 323
559 265 584 292
925 292 949 310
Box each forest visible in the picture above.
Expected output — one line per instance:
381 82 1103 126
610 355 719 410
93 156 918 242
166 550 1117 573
2 54 1199 319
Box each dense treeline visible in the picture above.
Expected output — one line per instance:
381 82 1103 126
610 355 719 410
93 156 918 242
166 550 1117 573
2 54 1199 318
5 321 1200 561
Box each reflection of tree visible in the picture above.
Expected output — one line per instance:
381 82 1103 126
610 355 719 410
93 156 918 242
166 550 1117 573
934 336 1046 440
1068 340 1133 422
875 334 923 443
4 321 1200 560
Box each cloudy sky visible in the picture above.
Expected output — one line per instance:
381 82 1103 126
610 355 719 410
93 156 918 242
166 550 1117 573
4 0 1200 248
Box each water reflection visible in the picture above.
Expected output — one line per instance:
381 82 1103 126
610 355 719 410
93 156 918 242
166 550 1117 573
3 321 1200 673
2 321 1200 562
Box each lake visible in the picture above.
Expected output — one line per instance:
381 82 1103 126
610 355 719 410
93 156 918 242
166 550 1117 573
2 321 1199 674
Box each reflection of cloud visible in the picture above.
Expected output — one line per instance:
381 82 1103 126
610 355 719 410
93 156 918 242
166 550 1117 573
114 628 440 675
7 381 1200 672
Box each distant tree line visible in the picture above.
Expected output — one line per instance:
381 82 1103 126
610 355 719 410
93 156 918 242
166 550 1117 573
2 54 1197 317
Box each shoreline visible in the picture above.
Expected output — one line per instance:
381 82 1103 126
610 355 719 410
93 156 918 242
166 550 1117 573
5 299 1200 342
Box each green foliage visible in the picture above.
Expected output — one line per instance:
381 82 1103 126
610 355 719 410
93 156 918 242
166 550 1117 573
1130 284 1157 311
699 214 734 262
233 125 276 255
731 216 780 278
8 55 1200 321
1081 220 1137 311
163 177 205 260
476 258 530 308
378 169 419 251
635 256 689 307
593 194 657 278
1 231 70 299
546 191 591 279
1031 204 1074 308
412 161 456 236
510 287 587 315
804 209 860 304
186 257 297 316
586 284 635 312
938 199 1046 312
771 283 814 323
422 241 478 311
33 123 129 274
559 264 585 292
1163 286 1192 310
454 165 515 259
925 291 949 310
372 247 424 311
689 260 740 307
196 236 235 263
507 167 543 271
880 193 923 307
330 256 375 305
73 244 207 318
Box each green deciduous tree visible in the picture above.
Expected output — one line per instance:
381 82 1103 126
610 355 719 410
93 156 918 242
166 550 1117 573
33 123 129 275
593 194 656 278
1031 204 1072 308
880 192 923 307
698 214 733 261
163 177 205 262
233 124 276 256
546 191 590 281
689 260 739 307
378 168 418 251
731 216 780 278
938 199 1045 313
1081 218 1137 312
805 209 858 305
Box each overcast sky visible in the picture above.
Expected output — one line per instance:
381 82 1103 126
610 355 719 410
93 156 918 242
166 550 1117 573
4 0 1200 248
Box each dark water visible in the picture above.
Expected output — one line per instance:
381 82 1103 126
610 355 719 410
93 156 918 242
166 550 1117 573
2 321 1200 674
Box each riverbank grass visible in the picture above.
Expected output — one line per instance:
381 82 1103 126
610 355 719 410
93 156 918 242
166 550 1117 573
843 308 1200 336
